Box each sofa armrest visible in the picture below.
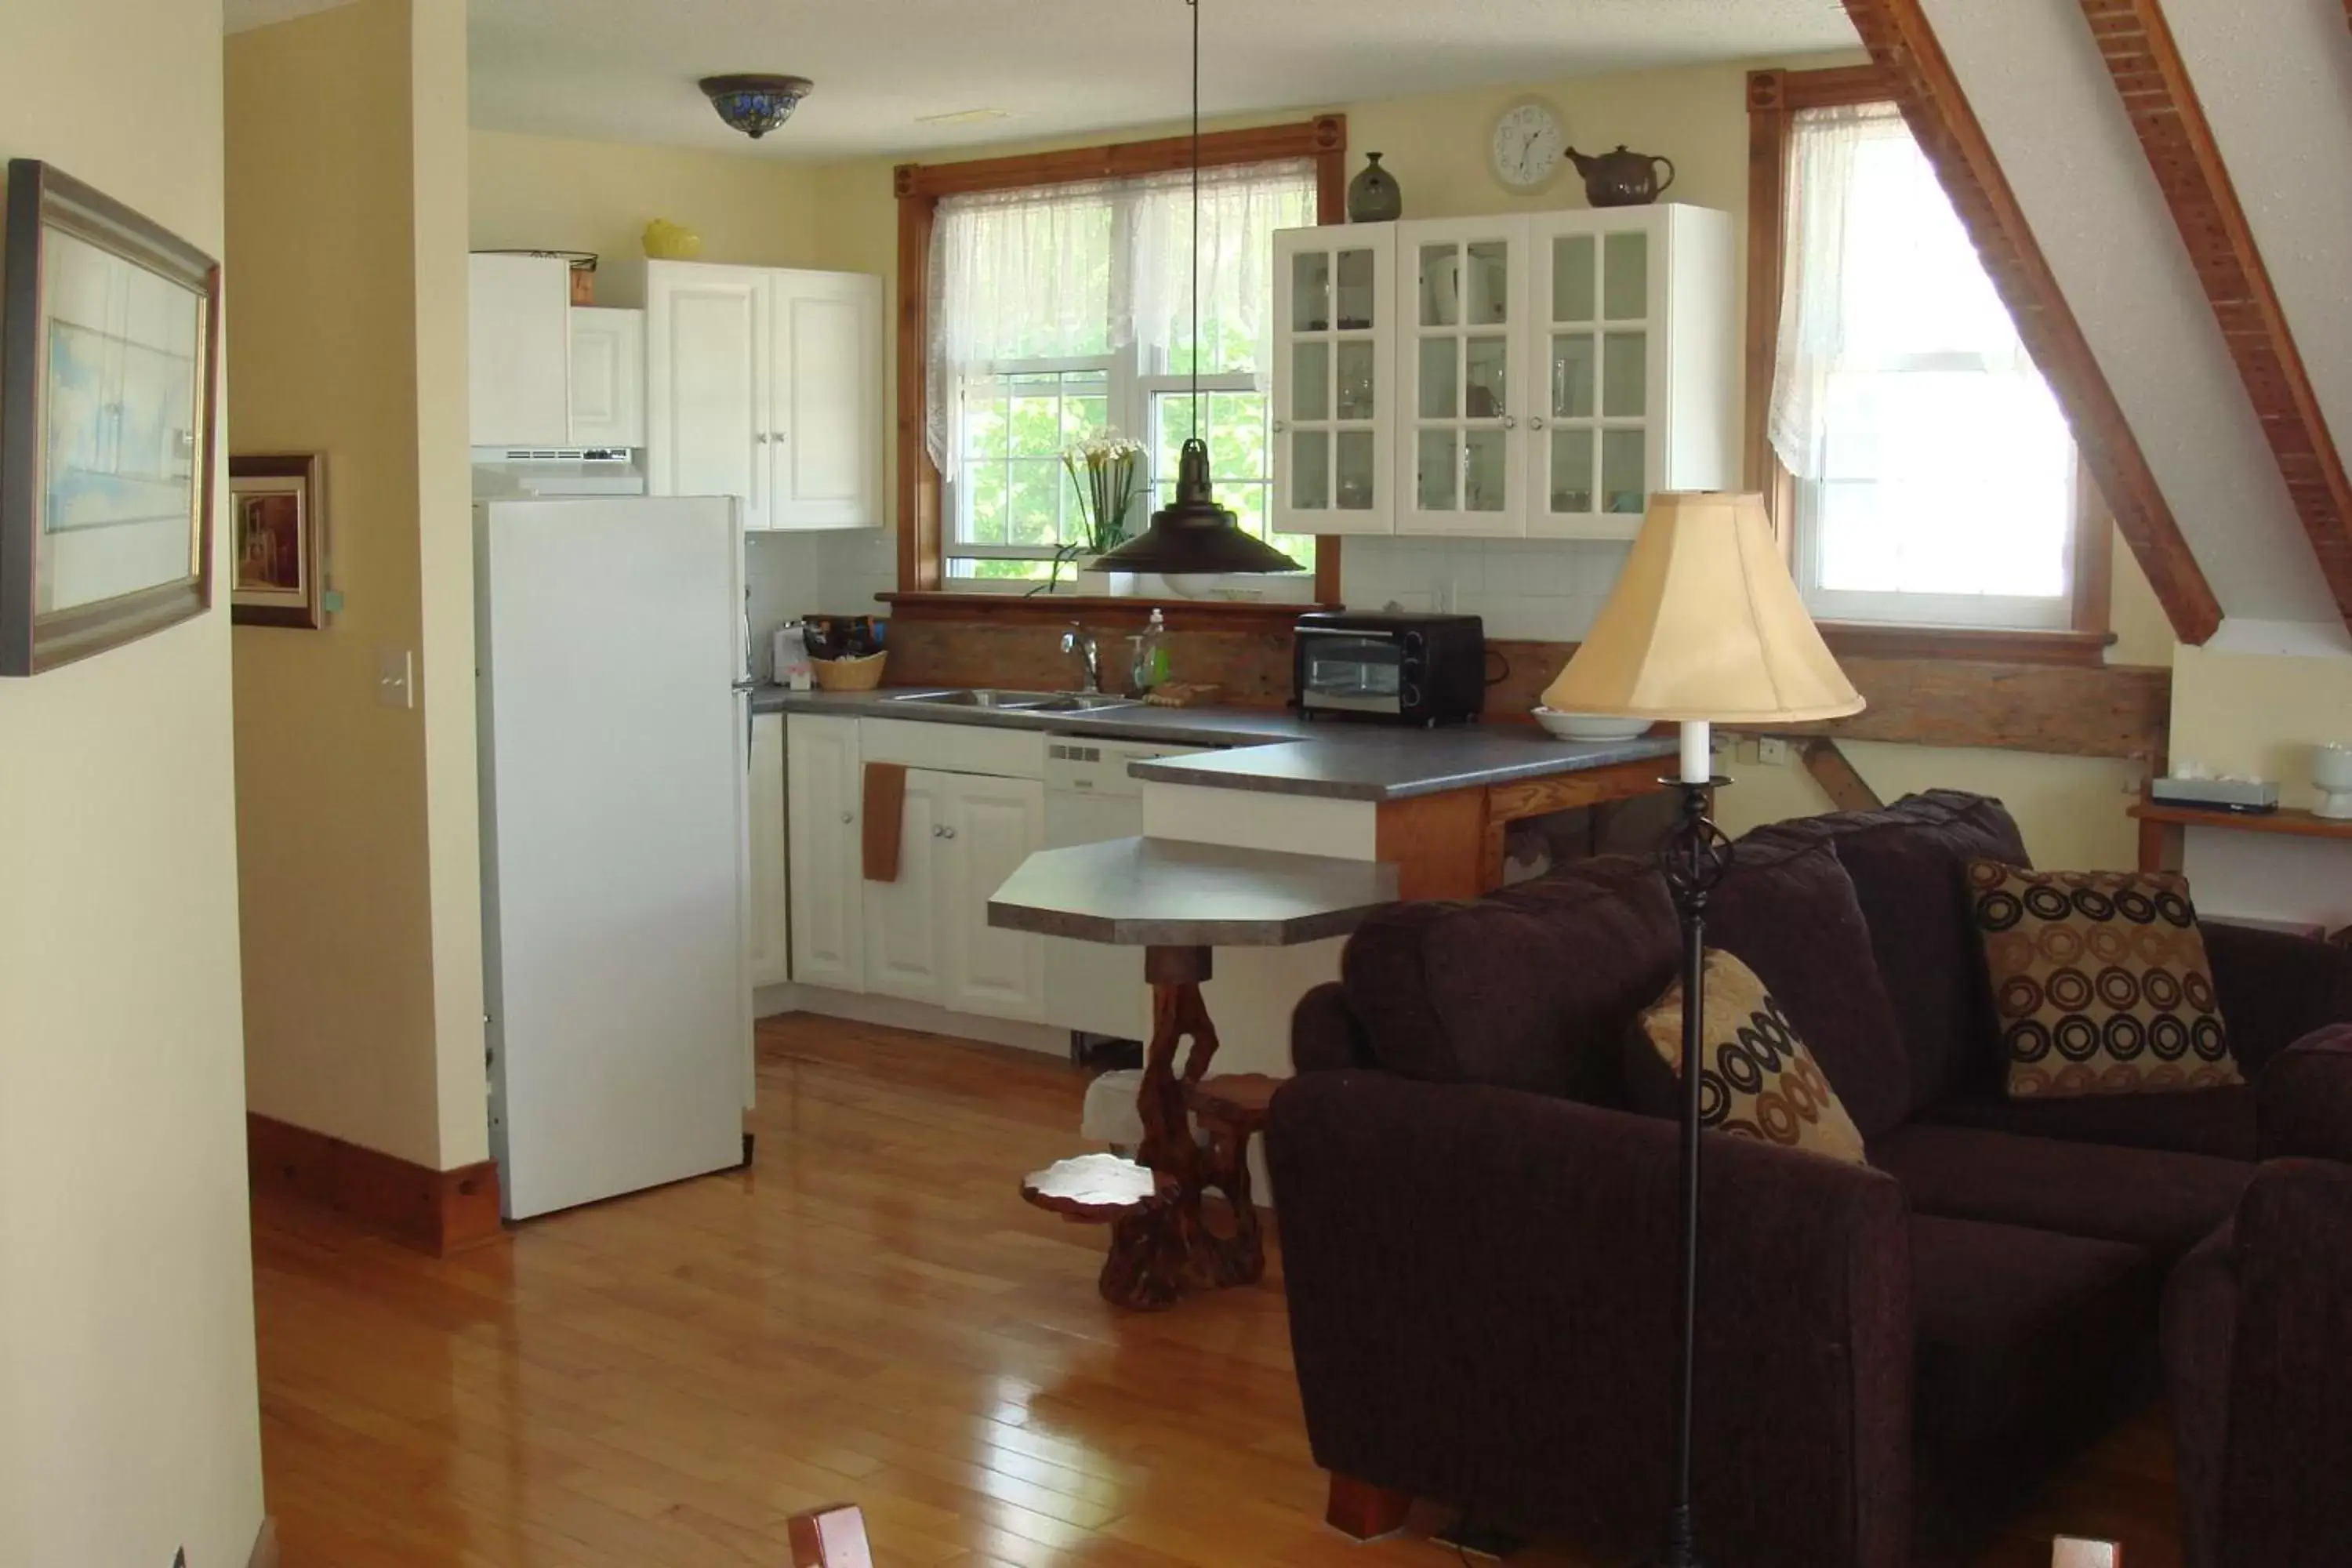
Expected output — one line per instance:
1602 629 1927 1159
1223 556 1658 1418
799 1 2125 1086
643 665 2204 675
1290 981 1371 1074
2204 920 2352 1076
1268 1072 1911 1568
2256 1024 2352 1163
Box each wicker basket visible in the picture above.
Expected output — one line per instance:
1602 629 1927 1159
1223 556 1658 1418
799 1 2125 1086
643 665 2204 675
811 652 887 691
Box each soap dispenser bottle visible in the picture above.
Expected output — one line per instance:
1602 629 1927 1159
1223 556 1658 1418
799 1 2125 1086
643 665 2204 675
1132 607 1170 692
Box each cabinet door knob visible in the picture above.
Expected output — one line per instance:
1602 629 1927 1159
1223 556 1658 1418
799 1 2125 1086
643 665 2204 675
939 826 957 840
931 824 945 837
1501 416 1519 430
1271 419 1287 433
774 430 789 442
840 811 854 825
756 432 771 444
1530 416 1547 431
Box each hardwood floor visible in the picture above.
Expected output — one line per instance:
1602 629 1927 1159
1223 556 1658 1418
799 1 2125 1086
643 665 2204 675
252 1014 2183 1566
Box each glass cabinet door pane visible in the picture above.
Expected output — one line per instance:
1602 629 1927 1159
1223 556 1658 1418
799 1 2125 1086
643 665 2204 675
1465 240 1511 325
1293 430 1330 510
1335 340 1376 419
1552 234 1596 324
1602 428 1646 514
1417 429 1458 511
1602 332 1646 419
1293 340 1330 421
1551 428 1595 513
1602 231 1649 320
1293 250 1331 331
1465 430 1507 512
1335 249 1376 330
1420 243 1461 327
1552 333 1596 419
1418 337 1458 419
1336 431 1376 510
1465 337 1509 419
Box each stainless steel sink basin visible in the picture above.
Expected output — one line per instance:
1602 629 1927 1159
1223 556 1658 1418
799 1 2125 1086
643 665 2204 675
1027 694 1143 713
887 688 1142 713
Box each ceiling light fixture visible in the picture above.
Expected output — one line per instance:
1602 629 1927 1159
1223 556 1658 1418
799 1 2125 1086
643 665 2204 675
1088 0 1300 579
698 74 815 140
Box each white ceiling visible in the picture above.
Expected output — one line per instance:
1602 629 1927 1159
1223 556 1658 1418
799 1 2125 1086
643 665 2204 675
464 0 1858 160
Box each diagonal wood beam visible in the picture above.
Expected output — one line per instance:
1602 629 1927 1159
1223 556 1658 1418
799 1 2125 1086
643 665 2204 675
1842 0 2224 645
2082 0 2352 633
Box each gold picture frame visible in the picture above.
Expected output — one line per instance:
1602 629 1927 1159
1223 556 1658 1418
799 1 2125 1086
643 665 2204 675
228 452 326 629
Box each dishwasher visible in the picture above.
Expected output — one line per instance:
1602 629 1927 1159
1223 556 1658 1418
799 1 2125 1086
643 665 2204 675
1044 734 1209 1046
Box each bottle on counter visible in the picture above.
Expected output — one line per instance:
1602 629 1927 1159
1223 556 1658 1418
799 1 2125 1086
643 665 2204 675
1131 607 1170 692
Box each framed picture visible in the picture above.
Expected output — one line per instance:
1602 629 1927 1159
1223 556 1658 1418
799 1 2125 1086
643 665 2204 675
229 453 326 628
1 159 220 676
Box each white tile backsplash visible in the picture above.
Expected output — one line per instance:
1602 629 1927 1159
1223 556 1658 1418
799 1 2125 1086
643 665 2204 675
744 528 898 680
1341 535 1628 641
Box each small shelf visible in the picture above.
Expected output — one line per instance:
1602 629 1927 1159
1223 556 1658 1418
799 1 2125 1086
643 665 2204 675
2128 798 2352 843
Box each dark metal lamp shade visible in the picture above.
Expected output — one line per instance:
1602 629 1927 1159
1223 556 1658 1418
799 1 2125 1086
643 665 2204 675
1088 439 1301 575
699 74 815 139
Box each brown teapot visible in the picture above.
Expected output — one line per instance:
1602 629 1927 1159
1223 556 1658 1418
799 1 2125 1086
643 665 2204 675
1566 143 1676 207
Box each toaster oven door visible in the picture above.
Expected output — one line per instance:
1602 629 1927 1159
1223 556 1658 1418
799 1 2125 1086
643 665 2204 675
1297 628 1406 714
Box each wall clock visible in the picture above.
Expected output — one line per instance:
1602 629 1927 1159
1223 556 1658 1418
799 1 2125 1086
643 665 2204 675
1491 100 1566 193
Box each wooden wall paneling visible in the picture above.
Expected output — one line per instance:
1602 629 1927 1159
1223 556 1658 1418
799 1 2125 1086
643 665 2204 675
2080 0 2352 633
1839 0 2224 645
247 1112 505 1256
1800 738 1885 812
1374 790 1491 901
1769 654 2172 762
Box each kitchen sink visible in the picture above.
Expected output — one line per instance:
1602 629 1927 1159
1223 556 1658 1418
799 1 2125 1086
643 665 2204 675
1028 694 1143 713
888 688 1142 713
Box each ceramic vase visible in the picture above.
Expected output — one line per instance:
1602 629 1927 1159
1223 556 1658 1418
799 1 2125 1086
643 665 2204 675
1347 153 1402 223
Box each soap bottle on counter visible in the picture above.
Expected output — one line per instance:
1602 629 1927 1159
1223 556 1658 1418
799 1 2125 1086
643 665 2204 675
1131 607 1170 692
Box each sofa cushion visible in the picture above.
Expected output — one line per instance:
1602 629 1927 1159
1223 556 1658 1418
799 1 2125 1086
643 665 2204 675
1624 949 1868 1164
1708 826 1913 1141
1339 855 1679 1101
1872 1123 2251 1261
2161 1221 2236 1568
1922 1083 2256 1162
1911 1214 2160 1447
1969 862 2244 1099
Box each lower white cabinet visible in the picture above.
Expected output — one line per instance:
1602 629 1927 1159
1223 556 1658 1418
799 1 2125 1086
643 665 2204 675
747 713 791 989
862 769 946 1004
786 714 864 990
935 771 1046 1021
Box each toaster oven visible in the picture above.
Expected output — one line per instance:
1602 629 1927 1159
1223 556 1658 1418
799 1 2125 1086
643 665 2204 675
1291 611 1486 726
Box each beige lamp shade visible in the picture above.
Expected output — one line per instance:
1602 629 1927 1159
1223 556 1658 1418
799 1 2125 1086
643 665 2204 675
1541 491 1865 723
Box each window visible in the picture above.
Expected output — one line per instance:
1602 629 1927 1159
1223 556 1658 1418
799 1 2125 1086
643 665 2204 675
927 162 1315 586
1767 101 2089 632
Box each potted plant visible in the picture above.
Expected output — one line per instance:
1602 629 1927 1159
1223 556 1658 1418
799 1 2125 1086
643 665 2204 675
1034 432 1145 596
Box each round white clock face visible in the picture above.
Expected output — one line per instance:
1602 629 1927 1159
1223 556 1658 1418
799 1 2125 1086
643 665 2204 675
1492 101 1566 191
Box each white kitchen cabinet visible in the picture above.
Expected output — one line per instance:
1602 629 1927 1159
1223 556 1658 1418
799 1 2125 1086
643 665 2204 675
1271 227 1396 536
469 253 573 448
785 713 863 989
936 772 1047 1022
643 260 883 532
1397 215 1533 535
862 770 946 1006
568 307 646 449
747 713 791 989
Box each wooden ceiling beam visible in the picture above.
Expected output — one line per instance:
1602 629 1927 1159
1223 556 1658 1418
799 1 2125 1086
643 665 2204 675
2081 0 2352 633
1841 0 2224 645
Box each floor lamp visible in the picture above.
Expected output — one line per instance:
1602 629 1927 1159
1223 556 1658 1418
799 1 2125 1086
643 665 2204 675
1540 491 1864 1567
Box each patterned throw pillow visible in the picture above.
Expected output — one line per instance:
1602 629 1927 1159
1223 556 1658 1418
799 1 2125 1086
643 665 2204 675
1632 949 1867 1165
1967 861 2243 1099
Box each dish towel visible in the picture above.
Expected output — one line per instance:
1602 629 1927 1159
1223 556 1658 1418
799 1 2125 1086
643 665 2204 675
861 762 908 882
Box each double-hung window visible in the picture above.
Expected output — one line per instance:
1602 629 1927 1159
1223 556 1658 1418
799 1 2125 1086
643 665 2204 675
927 162 1315 586
1769 101 2086 631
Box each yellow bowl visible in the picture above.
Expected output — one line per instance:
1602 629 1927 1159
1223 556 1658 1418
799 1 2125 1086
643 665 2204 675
641 220 703 260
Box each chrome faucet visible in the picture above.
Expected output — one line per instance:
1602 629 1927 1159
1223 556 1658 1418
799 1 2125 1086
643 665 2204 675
1060 622 1102 693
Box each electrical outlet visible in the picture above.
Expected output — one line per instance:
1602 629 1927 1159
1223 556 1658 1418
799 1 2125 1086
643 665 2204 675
376 647 415 710
1757 735 1791 765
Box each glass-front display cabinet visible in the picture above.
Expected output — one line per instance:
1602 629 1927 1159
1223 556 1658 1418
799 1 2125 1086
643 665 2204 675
1271 228 1394 536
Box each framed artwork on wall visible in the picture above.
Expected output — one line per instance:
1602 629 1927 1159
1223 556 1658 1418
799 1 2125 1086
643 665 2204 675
0 158 221 676
228 453 326 629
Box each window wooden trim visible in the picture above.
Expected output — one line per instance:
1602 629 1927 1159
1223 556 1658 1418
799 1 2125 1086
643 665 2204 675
1746 65 2114 666
892 115 1349 611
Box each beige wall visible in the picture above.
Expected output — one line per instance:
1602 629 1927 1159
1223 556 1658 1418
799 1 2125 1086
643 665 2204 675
2172 646 2352 808
229 0 488 1171
0 0 267 1563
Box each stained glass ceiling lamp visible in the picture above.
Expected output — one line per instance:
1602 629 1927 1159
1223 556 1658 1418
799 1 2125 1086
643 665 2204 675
1089 0 1301 577
699 74 815 140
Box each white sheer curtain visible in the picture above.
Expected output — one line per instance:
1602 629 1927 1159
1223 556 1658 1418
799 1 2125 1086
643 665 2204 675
924 158 1316 477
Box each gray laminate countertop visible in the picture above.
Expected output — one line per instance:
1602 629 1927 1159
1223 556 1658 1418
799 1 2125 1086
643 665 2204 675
989 837 1400 947
750 684 1677 803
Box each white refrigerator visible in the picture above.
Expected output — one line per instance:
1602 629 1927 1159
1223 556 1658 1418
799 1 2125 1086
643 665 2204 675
475 495 753 1220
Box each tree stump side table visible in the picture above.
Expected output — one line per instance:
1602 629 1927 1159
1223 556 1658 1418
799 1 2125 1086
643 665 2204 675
992 837 1398 1311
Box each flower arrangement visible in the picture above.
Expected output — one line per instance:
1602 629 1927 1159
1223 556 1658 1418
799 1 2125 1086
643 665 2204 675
1034 433 1147 594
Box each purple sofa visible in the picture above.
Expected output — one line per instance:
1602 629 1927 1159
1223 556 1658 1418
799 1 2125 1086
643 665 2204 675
1269 791 2352 1568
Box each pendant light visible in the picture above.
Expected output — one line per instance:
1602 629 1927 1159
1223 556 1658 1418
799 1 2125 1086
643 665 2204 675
699 74 815 140
1088 0 1301 577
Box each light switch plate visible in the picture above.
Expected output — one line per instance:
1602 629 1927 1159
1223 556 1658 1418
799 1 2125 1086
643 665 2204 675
2052 1539 2120 1568
376 647 415 710
1757 735 1790 765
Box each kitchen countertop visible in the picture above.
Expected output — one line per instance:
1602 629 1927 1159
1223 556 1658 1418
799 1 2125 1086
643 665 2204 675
753 685 1677 804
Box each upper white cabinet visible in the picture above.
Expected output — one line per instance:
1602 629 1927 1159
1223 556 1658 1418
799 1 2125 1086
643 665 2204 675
1269 204 1734 540
469 253 573 448
643 260 884 532
568 307 646 449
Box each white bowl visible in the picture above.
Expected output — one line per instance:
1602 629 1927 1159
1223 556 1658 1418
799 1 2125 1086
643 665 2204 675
1534 708 1651 742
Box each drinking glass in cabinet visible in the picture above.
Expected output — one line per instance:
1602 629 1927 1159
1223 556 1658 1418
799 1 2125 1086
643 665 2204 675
1465 337 1509 419
1294 251 1331 332
1602 231 1648 320
1465 430 1508 512
1552 426 1595 512
1466 241 1511 325
1602 428 1646 514
1294 430 1330 510
1419 337 1459 419
1553 234 1596 324
1552 334 1596 419
1417 429 1459 510
1293 340 1330 421
1602 332 1646 419
1335 340 1376 419
1421 244 1461 327
1336 432 1375 510
1334 249 1376 330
